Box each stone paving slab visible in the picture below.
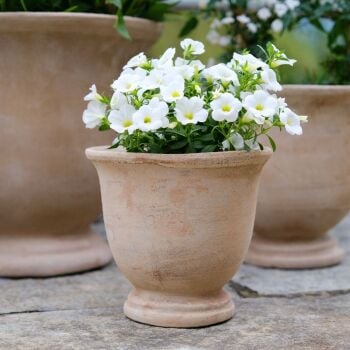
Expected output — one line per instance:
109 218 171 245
233 215 350 297
0 264 126 315
1 215 349 349
1 294 349 350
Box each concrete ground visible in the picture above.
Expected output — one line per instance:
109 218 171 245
1 216 349 350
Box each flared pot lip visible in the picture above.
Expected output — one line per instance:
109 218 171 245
85 146 272 169
0 12 162 39
282 84 350 93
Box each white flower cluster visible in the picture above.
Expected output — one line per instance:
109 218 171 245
207 0 301 48
83 39 306 153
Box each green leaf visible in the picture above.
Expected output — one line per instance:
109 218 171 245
20 0 27 11
179 16 198 37
106 0 123 8
192 140 204 149
266 135 276 152
199 133 215 142
201 144 218 153
108 141 120 149
169 139 188 150
115 10 131 40
99 124 110 131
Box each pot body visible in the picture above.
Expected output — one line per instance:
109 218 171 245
87 147 271 327
246 85 350 269
0 13 162 277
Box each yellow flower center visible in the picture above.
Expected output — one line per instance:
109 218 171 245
144 116 152 124
172 91 181 98
185 112 194 120
222 105 231 112
123 120 133 128
255 103 264 111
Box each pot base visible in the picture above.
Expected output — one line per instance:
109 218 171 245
245 234 344 269
124 288 235 328
0 228 112 277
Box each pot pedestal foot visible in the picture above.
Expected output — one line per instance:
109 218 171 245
124 288 235 328
245 234 344 269
0 227 112 277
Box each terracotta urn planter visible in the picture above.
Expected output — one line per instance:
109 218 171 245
0 13 162 277
86 147 271 327
246 85 350 269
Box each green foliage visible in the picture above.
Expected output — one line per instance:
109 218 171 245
183 0 350 84
0 0 175 39
299 0 350 84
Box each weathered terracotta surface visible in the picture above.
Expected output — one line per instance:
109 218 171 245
246 85 350 269
87 147 271 328
0 13 162 277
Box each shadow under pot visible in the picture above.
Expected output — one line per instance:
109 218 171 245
246 85 350 269
0 13 162 277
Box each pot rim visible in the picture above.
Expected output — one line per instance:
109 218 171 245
86 146 272 169
0 12 162 39
283 84 350 91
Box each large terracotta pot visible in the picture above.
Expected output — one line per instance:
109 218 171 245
86 147 271 328
246 85 350 269
0 13 162 277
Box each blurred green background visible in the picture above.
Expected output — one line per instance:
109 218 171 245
151 13 329 84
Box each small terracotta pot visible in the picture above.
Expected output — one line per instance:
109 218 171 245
86 147 271 328
246 85 350 269
0 13 162 277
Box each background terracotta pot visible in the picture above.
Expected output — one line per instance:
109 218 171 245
86 147 271 328
246 85 350 269
0 13 162 277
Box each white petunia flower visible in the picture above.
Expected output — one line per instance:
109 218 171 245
231 53 268 73
84 84 102 102
112 68 146 93
133 98 169 132
257 7 272 20
181 38 205 55
274 3 288 17
247 22 258 33
82 101 106 129
286 0 300 10
175 97 208 125
124 52 147 69
271 18 284 33
245 138 260 150
280 108 302 135
152 48 175 70
210 93 242 122
109 104 137 134
110 91 128 110
210 18 223 30
243 90 278 123
277 97 287 110
202 63 239 86
175 57 205 72
207 29 221 45
237 14 251 24
160 75 185 103
222 133 244 151
260 68 282 91
141 69 165 90
221 17 235 25
219 35 232 47
173 59 195 79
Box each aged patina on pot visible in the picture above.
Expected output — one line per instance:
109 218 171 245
246 85 350 269
87 147 271 328
0 13 162 277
